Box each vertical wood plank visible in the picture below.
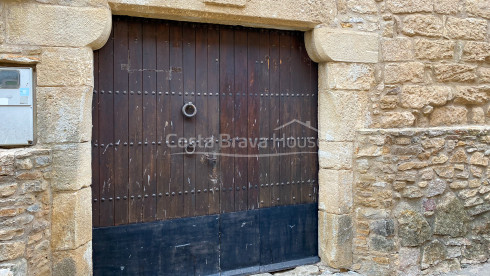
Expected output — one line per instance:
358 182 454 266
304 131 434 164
299 33 312 204
258 30 271 208
92 47 100 228
195 25 209 216
183 23 197 217
290 33 302 205
207 25 221 215
247 29 260 210
128 19 144 223
142 20 158 222
113 18 130 225
98 26 115 227
156 22 171 220
278 32 291 206
233 28 248 212
219 27 235 214
268 31 281 208
169 23 185 218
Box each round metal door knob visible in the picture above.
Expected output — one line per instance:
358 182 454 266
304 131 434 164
182 102 197 118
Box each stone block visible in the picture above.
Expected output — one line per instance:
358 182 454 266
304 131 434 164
462 42 490 62
317 88 369 142
401 186 423 198
386 0 432 13
402 15 443 37
434 64 477 83
0 259 27 276
326 63 375 91
454 86 489 105
6 2 111 49
379 95 398 110
421 240 448 269
37 47 93 87
381 37 413 61
470 152 489 167
398 247 421 276
384 62 424 84
346 0 378 14
51 188 92 251
0 184 17 198
471 107 485 124
0 241 25 262
378 112 415 128
370 219 394 237
450 147 467 163
400 85 452 109
0 152 15 177
434 193 469 237
462 240 488 263
478 68 490 83
305 27 379 63
319 142 353 170
450 181 468 189
52 242 92 276
414 39 455 60
434 0 462 14
318 169 352 214
51 143 91 192
426 178 447 197
466 0 490 19
15 158 33 170
445 17 487 40
318 212 352 268
369 235 395 252
36 86 92 144
430 106 468 126
397 210 432 247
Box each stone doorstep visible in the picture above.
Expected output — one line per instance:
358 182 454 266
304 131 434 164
252 263 360 276
252 261 490 276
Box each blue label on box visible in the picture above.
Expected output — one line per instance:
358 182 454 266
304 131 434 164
19 88 29 96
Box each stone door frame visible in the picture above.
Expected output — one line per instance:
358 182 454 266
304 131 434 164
104 2 379 270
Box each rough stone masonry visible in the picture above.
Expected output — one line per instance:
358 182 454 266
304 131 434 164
354 127 489 275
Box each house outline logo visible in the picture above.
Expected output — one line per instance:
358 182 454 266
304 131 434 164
274 119 318 133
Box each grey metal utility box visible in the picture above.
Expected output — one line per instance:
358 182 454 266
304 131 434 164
0 67 35 146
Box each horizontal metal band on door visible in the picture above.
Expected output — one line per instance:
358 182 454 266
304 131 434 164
93 203 319 276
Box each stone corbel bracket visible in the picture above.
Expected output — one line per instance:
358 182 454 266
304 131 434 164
6 1 112 50
305 27 379 64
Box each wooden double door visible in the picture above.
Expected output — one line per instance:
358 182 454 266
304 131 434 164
92 16 318 275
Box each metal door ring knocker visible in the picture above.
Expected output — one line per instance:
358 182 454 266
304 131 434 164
182 102 197 118
185 142 196 155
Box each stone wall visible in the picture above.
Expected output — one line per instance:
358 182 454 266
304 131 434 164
353 127 489 275
0 0 111 274
0 149 53 275
313 0 490 274
364 0 490 128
